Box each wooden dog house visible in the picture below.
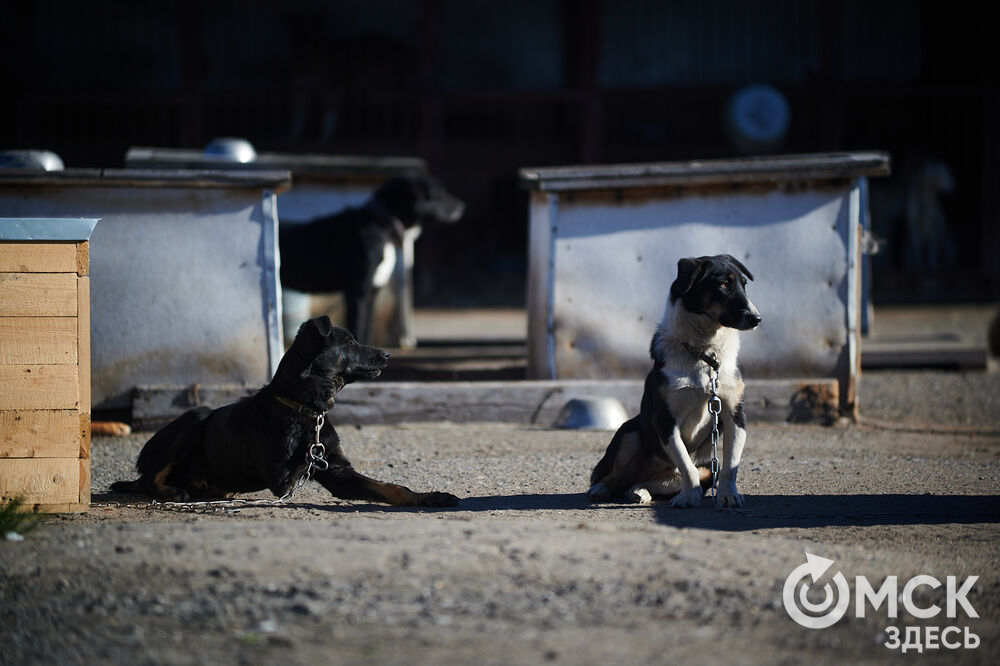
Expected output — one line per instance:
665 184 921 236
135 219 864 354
0 218 98 512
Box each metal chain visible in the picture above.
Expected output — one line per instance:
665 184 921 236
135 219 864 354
95 413 331 515
707 366 723 510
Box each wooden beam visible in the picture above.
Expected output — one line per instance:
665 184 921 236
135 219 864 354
131 378 841 429
76 241 89 276
78 277 90 414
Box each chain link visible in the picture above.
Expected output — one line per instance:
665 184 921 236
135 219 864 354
707 365 722 510
95 413 331 515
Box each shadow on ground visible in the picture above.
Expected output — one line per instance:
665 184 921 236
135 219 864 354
92 491 1000 531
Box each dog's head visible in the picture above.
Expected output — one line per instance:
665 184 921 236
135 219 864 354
272 315 389 406
669 254 761 331
373 173 466 228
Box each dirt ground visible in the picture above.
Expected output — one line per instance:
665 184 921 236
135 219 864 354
2 369 999 665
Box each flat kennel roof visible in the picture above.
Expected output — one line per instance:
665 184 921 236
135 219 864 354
125 148 425 182
0 168 291 192
519 151 890 192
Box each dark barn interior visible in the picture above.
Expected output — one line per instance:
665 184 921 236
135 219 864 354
2 0 997 306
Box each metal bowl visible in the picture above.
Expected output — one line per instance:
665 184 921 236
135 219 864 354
203 137 257 163
553 397 628 431
0 150 65 171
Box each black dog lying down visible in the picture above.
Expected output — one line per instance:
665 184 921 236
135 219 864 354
111 316 459 507
278 173 465 344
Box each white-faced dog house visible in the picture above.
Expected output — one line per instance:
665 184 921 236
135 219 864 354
520 152 891 418
0 168 291 422
125 144 427 348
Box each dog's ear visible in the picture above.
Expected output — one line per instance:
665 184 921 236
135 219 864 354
310 315 333 336
720 254 754 282
670 257 705 300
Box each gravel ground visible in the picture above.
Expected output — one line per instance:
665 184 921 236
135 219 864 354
2 369 999 665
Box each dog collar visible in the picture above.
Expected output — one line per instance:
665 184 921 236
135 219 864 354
683 344 720 371
271 392 327 420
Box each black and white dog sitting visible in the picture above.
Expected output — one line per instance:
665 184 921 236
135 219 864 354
111 315 459 507
279 173 465 344
587 255 761 508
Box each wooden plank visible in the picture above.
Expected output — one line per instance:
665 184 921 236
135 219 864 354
0 410 80 458
0 458 80 505
76 241 89 276
78 276 90 413
0 273 78 317
79 412 90 460
0 242 78 273
0 317 77 365
0 168 292 192
23 502 88 514
132 378 842 429
0 365 79 410
861 344 987 369
131 384 257 429
78 457 90 506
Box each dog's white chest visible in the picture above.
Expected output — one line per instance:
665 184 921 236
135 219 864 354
372 242 397 288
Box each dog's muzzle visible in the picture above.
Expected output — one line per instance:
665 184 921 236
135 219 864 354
738 310 762 330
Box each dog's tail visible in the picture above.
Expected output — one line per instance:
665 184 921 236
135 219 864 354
109 479 139 493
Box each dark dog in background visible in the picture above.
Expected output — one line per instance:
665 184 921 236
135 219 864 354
587 255 761 508
279 173 465 344
111 315 459 507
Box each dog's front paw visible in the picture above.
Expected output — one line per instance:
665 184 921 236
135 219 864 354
420 491 459 507
719 490 745 508
586 482 610 503
669 487 703 509
626 487 653 505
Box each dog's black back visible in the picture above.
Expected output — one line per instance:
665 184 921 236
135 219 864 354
278 173 465 343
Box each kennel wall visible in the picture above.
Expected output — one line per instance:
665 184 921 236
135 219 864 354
125 147 427 348
0 169 291 413
520 152 891 417
0 218 98 512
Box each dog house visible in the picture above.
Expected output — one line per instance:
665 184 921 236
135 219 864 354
0 169 290 417
0 218 97 512
520 152 891 418
125 145 427 348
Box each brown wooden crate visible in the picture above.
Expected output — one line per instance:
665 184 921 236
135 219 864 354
0 458 81 505
0 243 78 273
0 317 77 365
0 410 80 458
78 276 90 413
0 273 78 317
0 365 79 410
